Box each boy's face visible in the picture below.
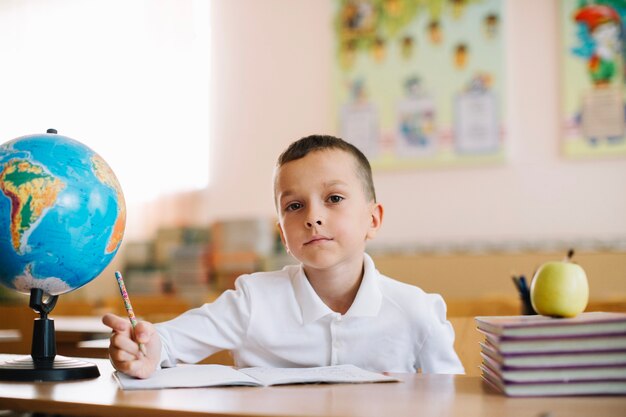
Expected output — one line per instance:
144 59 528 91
274 149 383 272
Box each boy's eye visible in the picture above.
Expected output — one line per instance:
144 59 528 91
285 202 302 212
328 195 344 204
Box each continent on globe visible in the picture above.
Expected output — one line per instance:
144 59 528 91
91 154 126 253
0 159 65 254
13 263 70 295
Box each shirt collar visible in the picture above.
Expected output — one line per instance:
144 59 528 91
345 253 382 317
291 253 383 324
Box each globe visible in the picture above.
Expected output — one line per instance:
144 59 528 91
0 132 126 296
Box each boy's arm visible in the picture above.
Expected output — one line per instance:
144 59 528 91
155 276 252 367
418 294 465 374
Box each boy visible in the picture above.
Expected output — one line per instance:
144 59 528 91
103 135 464 378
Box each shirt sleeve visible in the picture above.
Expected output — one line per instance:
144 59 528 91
155 275 252 367
418 294 465 374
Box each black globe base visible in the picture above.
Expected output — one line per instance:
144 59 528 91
0 355 100 381
0 288 100 381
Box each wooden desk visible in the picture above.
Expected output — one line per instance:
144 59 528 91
76 338 110 358
0 355 624 417
449 316 482 376
53 316 110 336
0 330 21 343
53 316 111 358
76 339 235 365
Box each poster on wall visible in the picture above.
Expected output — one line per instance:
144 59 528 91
332 0 506 169
562 0 626 158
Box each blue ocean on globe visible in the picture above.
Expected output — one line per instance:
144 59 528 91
0 133 126 296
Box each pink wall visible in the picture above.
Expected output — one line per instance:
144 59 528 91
208 0 626 249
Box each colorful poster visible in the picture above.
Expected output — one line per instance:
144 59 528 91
332 0 506 169
562 0 626 158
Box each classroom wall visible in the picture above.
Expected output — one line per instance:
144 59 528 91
207 0 626 250
0 1 624 304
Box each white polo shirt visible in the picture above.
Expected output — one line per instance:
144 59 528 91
156 253 464 374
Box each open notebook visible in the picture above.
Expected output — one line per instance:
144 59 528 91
114 364 399 390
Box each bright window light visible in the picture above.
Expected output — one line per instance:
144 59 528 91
0 0 210 205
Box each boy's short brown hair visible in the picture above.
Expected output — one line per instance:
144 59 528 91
276 135 376 202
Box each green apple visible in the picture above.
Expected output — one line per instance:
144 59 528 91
530 260 589 318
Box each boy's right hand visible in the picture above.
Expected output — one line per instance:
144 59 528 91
102 313 161 379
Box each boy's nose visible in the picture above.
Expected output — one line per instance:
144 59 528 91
305 219 322 228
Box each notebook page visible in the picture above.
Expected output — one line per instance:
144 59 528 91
114 364 260 390
239 364 398 386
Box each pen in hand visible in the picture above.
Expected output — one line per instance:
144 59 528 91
114 271 148 356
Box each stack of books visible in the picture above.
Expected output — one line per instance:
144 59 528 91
475 312 626 396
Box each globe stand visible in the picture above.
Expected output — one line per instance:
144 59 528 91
0 288 100 381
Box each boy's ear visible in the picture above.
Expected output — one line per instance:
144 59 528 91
366 202 384 241
276 222 290 254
